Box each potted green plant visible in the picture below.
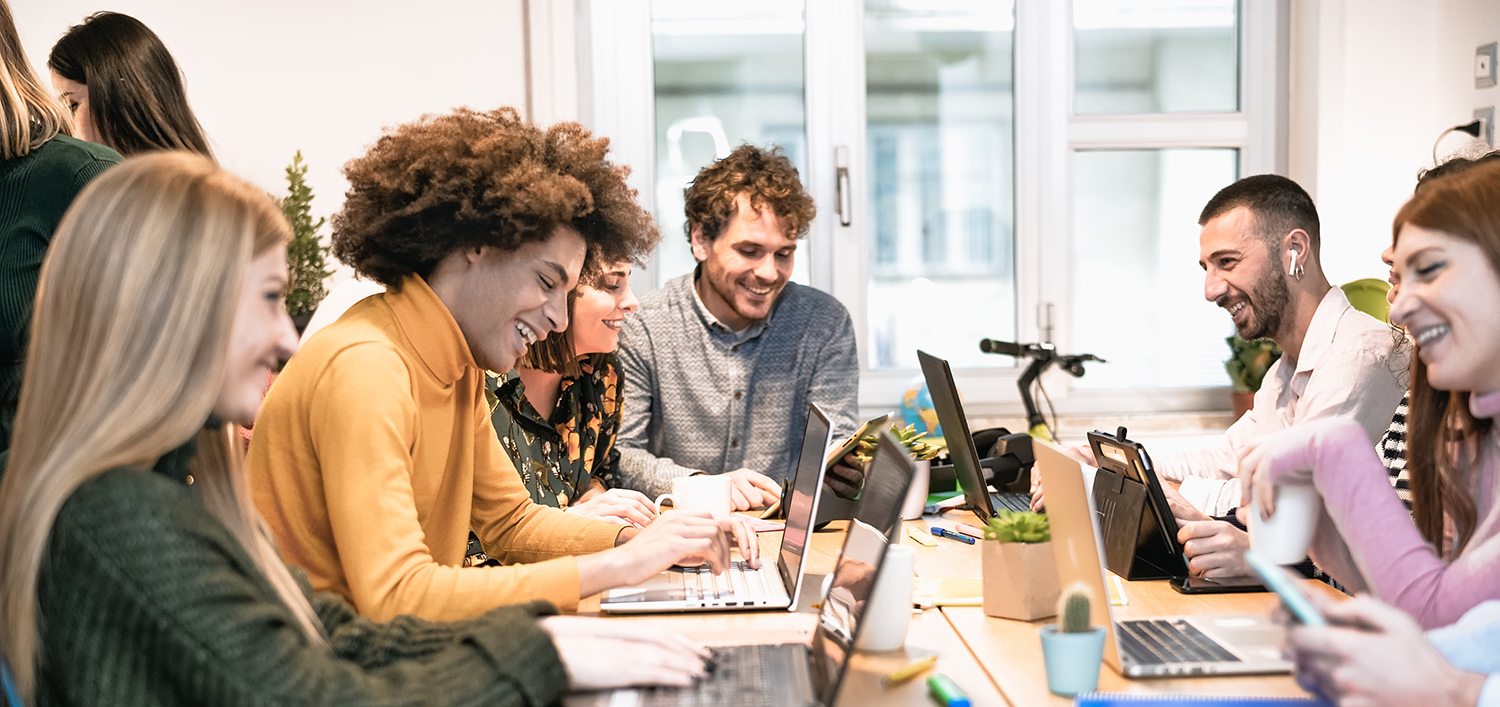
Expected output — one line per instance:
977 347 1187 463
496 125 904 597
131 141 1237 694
854 424 946 520
979 510 1059 620
1038 582 1106 695
1224 335 1281 419
280 151 331 335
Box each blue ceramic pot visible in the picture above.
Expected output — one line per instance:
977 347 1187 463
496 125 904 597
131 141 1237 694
1038 624 1106 695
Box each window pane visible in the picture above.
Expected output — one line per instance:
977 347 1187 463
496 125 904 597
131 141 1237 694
1071 149 1239 389
651 1 809 288
865 0 1015 370
1073 0 1239 114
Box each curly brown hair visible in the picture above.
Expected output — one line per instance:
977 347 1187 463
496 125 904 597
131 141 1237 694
332 107 658 288
682 143 816 243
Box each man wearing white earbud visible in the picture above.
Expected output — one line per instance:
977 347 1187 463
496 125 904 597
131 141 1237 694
1159 174 1409 577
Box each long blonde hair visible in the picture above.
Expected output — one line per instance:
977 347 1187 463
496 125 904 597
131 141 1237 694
0 0 72 159
0 152 324 700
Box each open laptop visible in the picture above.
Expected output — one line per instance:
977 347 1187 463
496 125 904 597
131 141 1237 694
1036 439 1291 678
917 349 1033 516
574 430 917 706
599 403 837 613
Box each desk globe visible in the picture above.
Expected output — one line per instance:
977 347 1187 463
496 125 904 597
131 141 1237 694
900 377 943 437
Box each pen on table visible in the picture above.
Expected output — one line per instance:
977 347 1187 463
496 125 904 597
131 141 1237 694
926 673 971 707
953 522 986 539
881 654 938 687
928 526 975 545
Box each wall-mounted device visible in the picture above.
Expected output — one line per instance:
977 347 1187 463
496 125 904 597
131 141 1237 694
1479 43 1498 89
1478 107 1496 148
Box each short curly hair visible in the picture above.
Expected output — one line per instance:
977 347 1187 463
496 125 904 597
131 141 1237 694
683 144 815 244
332 107 658 288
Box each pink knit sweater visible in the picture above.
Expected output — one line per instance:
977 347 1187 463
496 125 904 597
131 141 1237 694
1259 390 1500 629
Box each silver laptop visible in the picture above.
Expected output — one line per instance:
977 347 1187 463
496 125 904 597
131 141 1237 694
599 403 836 613
1036 440 1292 678
572 429 916 706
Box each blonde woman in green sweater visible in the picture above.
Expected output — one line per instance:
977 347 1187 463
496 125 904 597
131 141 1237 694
0 152 709 706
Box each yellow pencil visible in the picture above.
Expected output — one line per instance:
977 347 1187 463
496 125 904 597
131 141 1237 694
881 654 939 687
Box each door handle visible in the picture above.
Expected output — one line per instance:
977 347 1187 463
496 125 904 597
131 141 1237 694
835 146 851 227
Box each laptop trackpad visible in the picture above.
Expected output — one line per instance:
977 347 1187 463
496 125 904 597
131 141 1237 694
1195 616 1286 660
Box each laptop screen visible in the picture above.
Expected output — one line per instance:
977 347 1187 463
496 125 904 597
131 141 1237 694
778 404 834 593
807 430 914 705
917 350 993 518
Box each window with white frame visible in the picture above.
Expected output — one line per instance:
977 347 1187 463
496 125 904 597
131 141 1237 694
580 0 1285 416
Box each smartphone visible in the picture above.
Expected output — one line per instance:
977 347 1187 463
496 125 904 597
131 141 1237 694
1170 575 1268 594
1244 549 1326 626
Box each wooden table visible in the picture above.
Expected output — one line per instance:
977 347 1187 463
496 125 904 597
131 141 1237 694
578 511 1334 707
923 510 1336 707
575 518 1008 706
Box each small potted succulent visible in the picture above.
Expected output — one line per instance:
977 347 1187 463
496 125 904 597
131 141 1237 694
1038 582 1107 695
979 510 1059 620
854 424 946 520
1225 335 1281 419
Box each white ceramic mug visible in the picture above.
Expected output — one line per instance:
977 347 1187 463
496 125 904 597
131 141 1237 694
1249 483 1323 565
900 460 931 521
655 475 733 521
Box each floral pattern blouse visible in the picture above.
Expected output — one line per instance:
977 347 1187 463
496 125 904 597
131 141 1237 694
466 355 624 567
491 354 623 508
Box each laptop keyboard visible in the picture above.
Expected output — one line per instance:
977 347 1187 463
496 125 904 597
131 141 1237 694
1117 619 1241 666
630 644 814 707
990 491 1033 513
681 560 773 604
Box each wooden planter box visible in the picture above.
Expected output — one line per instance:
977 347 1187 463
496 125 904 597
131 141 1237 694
981 539 1060 621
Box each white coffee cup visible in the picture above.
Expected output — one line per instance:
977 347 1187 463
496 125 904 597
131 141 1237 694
655 475 733 521
854 544 915 651
1248 483 1323 565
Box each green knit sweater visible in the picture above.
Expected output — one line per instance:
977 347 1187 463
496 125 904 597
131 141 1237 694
30 436 571 706
0 135 120 452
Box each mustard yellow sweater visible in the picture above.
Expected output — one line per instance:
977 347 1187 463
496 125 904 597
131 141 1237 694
248 275 622 621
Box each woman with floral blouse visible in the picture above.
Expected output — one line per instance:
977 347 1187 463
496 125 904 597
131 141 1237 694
491 262 655 517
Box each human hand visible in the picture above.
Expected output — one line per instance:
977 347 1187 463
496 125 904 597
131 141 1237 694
565 488 656 527
1286 594 1487 707
1236 421 1350 520
611 511 733 585
541 616 710 691
670 514 760 571
1176 520 1252 577
1030 444 1095 511
825 452 865 500
1161 480 1213 523
724 468 782 511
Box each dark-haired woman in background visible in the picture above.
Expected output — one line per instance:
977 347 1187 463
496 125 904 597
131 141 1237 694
0 0 119 452
48 11 213 158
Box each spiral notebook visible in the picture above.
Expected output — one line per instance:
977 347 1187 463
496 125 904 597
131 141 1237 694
1074 693 1333 706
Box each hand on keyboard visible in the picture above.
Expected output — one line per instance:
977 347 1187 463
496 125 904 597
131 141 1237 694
541 616 710 690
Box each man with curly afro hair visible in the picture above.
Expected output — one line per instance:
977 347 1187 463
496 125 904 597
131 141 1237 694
248 108 758 623
615 144 859 510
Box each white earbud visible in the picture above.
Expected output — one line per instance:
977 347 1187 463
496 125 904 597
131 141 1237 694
1288 250 1299 276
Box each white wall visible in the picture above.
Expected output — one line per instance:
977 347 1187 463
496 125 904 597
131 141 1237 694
1290 0 1499 288
14 0 531 283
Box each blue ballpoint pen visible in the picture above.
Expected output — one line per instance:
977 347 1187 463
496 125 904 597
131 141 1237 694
929 526 975 545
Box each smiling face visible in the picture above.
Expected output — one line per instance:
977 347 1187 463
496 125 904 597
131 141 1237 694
571 262 639 356
215 245 297 426
1199 206 1290 341
50 71 98 145
442 226 586 374
1390 224 1500 394
1381 244 1401 305
690 194 797 331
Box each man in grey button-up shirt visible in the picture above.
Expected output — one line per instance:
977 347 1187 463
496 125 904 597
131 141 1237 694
615 145 859 508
